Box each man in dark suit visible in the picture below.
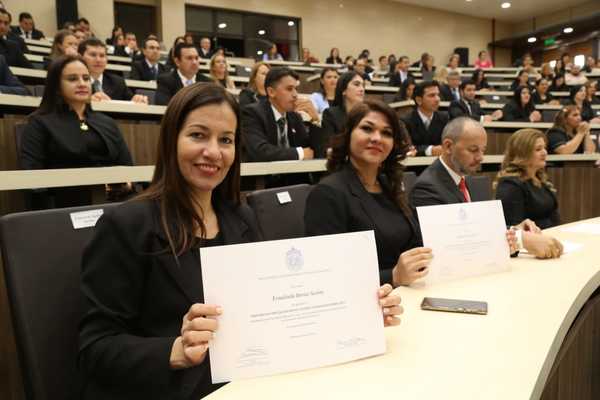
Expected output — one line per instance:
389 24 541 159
198 37 213 59
401 81 448 156
12 12 44 39
0 8 32 68
0 54 28 94
241 67 313 162
439 70 462 102
129 37 166 81
449 80 503 122
78 37 148 103
155 43 211 105
120 32 143 61
410 116 562 257
389 56 412 87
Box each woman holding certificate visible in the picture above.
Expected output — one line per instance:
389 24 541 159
305 99 433 287
79 84 403 399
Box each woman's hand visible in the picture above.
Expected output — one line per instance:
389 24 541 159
378 284 403 327
529 111 542 122
506 229 518 254
170 303 222 370
392 247 433 286
577 121 591 136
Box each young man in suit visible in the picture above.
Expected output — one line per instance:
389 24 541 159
448 80 503 122
12 12 44 39
154 43 211 105
439 70 462 102
389 55 412 87
198 37 213 59
401 81 448 156
241 67 314 162
0 8 32 68
121 32 143 61
78 37 148 103
129 37 166 81
410 117 563 258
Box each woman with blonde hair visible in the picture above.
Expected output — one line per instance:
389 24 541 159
494 129 560 229
238 61 270 108
433 66 448 85
208 53 235 89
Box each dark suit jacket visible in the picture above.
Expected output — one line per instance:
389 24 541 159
6 31 29 53
0 54 28 95
440 84 461 102
11 25 44 40
238 88 266 109
129 59 167 81
448 99 484 121
401 109 448 156
318 105 347 158
389 70 413 87
501 100 534 122
155 69 212 105
198 48 213 59
241 99 310 161
98 72 134 101
79 198 261 400
305 164 421 285
410 158 489 207
20 108 133 169
0 37 33 68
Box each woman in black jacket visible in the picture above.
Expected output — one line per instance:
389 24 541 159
502 86 541 122
237 61 270 108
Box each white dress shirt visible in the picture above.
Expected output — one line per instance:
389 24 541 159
271 104 304 160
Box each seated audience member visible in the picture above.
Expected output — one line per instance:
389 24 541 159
305 100 432 286
474 50 493 69
583 56 597 73
12 12 44 39
495 129 560 229
353 57 371 85
310 67 338 114
393 78 416 102
78 38 148 103
553 59 564 76
326 47 343 65
565 65 588 86
208 53 235 89
238 61 270 108
76 17 93 37
402 81 448 156
532 77 560 105
420 53 436 74
183 33 194 45
560 53 573 73
4 11 28 53
447 53 461 74
439 70 461 102
471 69 491 90
0 54 27 94
449 80 502 122
302 47 319 64
155 43 211 105
129 37 166 81
586 80 600 105
550 73 568 92
165 36 185 71
321 71 365 152
568 84 600 124
262 43 283 61
546 105 596 154
106 26 123 45
540 63 554 80
510 70 532 91
372 55 389 77
0 8 32 68
73 28 87 43
410 117 562 258
117 32 142 60
343 55 355 71
433 66 448 86
241 67 313 161
198 37 213 59
389 55 413 87
62 21 76 32
387 54 397 70
520 54 536 74
45 29 78 69
502 86 541 122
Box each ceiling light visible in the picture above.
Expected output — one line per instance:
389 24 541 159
563 26 573 33
288 21 295 26
258 29 266 35
466 0 472 2
528 36 537 43
218 23 227 29
501 2 511 8
257 50 263 55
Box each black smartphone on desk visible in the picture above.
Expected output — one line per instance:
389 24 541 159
421 297 488 315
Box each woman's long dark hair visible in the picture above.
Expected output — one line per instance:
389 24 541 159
319 67 339 97
512 85 535 115
332 71 362 109
327 100 412 216
136 83 241 256
397 78 416 101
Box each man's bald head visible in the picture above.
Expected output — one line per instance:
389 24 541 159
441 117 487 175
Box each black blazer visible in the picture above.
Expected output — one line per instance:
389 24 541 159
79 198 261 400
98 72 134 101
198 48 213 59
305 164 421 285
155 69 212 105
129 59 167 81
6 31 29 53
0 37 32 68
241 99 310 161
325 56 343 64
0 54 28 95
238 88 266 109
448 99 484 121
401 109 449 156
389 71 414 87
440 84 461 102
495 176 560 229
11 25 44 39
410 158 489 207
20 108 133 169
318 105 347 157
502 100 534 122
532 91 554 105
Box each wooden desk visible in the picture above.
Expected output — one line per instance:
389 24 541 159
26 45 50 55
23 54 44 63
24 38 51 47
204 218 600 400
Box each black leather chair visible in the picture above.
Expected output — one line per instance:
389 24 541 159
468 175 492 201
246 184 312 240
0 203 120 400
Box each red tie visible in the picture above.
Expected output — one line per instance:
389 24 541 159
459 177 471 202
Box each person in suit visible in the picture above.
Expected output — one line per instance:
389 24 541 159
119 32 143 60
12 12 44 39
44 29 78 69
501 86 541 122
78 37 148 103
1 8 28 53
546 105 596 154
238 61 270 108
129 37 166 81
568 84 600 123
0 54 28 94
155 43 212 106
325 47 343 65
353 57 371 85
320 71 365 157
241 67 313 162
393 78 416 102
198 37 213 59
401 81 448 156
531 77 560 105
305 99 432 286
495 129 560 230
0 8 32 68
439 70 462 102
410 117 562 258
389 55 413 87
208 53 235 89
449 80 502 122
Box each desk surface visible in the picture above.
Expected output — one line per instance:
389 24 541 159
204 217 600 400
